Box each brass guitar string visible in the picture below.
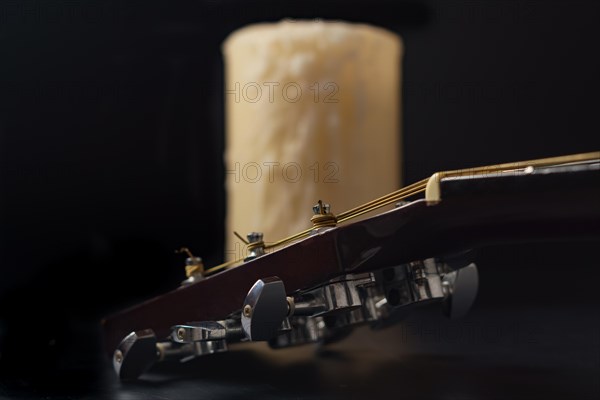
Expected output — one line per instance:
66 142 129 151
203 151 599 276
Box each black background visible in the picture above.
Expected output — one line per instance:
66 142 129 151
0 1 599 398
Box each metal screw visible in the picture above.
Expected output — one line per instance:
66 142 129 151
312 200 330 215
247 232 263 243
243 304 253 318
176 327 186 340
185 256 203 266
114 349 123 364
442 280 452 297
286 296 295 316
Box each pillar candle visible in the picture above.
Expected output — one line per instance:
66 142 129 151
222 20 403 261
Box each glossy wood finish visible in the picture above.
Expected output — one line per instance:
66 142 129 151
102 164 600 354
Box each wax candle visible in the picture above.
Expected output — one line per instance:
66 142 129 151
223 20 403 260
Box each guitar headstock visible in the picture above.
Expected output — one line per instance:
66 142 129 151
103 152 600 379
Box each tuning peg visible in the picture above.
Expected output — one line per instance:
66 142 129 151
442 263 479 319
311 200 338 229
171 321 228 343
241 277 288 341
113 329 158 380
245 232 266 260
176 247 205 285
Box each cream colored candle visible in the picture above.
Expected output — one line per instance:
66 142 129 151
223 20 403 261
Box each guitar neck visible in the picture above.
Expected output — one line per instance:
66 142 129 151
342 161 600 274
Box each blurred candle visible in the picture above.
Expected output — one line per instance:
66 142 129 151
222 20 403 260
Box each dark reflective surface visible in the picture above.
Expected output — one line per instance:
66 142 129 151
2 303 598 399
2 0 600 398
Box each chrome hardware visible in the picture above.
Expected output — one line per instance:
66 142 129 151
389 259 445 307
311 200 337 229
272 260 477 347
244 232 265 261
241 277 289 341
113 257 478 379
442 262 479 319
177 340 228 363
157 338 228 364
291 274 375 317
171 321 228 343
270 316 326 348
312 201 330 214
177 247 204 285
113 329 158 380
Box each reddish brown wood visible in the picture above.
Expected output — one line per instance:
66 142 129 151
102 165 600 355
102 229 343 355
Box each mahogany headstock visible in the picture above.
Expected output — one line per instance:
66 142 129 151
103 153 600 379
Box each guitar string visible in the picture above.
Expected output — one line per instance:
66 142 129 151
266 180 429 247
432 151 599 181
203 151 599 276
336 179 429 221
262 152 598 243
203 183 427 275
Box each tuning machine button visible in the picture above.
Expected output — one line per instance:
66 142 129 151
442 263 479 319
113 329 158 380
241 277 288 341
